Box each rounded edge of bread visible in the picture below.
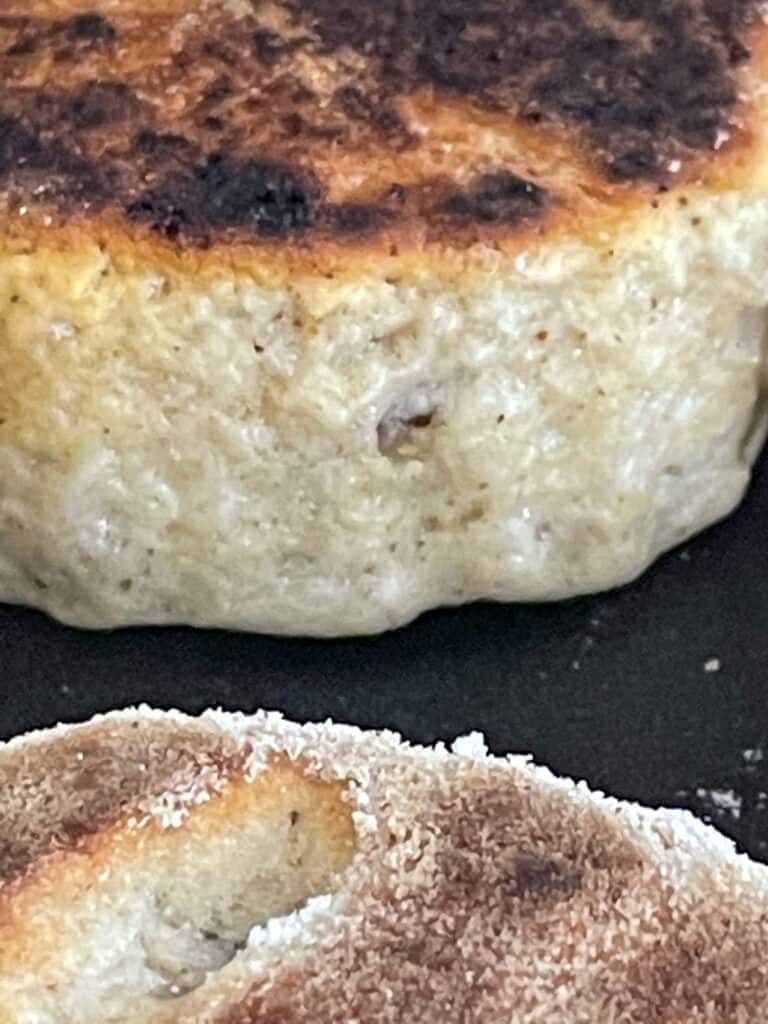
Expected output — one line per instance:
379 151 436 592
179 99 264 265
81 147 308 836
1 186 767 634
1 706 768 1022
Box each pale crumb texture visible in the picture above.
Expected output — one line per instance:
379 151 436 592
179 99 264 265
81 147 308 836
1 191 768 635
1 707 767 1023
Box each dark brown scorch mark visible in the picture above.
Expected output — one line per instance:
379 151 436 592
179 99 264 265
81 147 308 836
0 0 760 244
443 173 546 224
0 113 104 200
126 155 317 239
66 11 116 44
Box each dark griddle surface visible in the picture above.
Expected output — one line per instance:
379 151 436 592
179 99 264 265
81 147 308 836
2 452 768 861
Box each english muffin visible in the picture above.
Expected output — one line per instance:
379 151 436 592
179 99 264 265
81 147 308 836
2 707 767 1022
1 1 767 633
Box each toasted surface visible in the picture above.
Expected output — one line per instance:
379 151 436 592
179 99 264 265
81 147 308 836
0 0 766 267
1 708 768 1023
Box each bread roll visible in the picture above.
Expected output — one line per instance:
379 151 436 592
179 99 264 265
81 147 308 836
1 707 766 1022
1 2 768 634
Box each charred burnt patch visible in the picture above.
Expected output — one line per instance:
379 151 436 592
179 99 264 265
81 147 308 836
67 81 140 130
0 112 103 198
443 172 546 224
0 114 47 176
524 2 746 173
127 154 316 239
327 202 383 234
193 155 314 233
66 12 116 45
125 184 198 240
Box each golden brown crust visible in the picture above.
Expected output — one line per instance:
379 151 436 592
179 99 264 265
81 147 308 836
0 0 765 266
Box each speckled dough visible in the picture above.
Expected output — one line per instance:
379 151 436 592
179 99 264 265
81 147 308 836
1 1 768 634
2 707 768 1023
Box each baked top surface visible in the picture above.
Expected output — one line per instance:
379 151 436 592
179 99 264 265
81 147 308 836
0 0 766 265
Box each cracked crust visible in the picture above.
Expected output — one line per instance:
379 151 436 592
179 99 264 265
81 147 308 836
1 709 768 1023
0 0 765 266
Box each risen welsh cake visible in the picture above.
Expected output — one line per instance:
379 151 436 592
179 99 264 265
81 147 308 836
1 707 768 1022
2 2 768 634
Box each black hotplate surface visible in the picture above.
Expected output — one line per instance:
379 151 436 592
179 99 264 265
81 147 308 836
2 454 767 861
